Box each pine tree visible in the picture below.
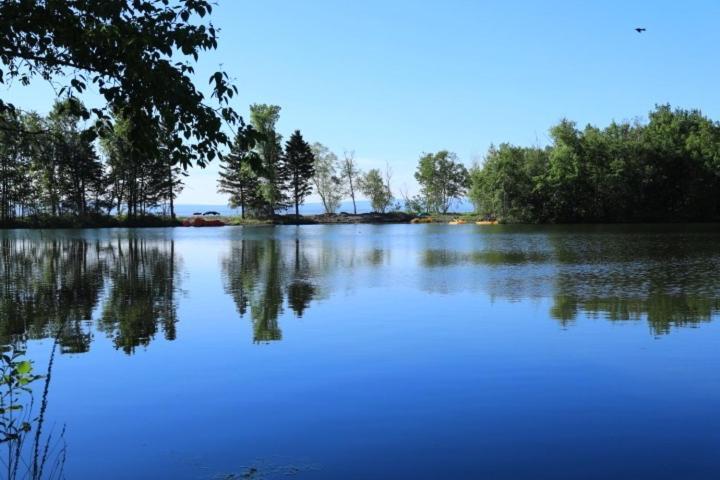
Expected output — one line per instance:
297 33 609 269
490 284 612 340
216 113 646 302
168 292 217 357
283 130 316 218
218 132 261 218
249 104 288 216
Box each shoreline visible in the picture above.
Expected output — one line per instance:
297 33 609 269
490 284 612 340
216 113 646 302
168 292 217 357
2 212 720 230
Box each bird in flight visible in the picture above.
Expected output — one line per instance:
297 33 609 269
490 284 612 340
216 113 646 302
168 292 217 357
635 27 647 33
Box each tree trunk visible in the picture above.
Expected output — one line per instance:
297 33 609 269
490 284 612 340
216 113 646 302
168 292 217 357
349 178 357 214
168 163 175 219
239 188 245 219
295 182 299 223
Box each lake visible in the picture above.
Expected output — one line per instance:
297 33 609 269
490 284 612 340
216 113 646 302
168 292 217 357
1 224 719 479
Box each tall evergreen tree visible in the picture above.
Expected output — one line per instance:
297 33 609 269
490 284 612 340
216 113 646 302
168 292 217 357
218 130 261 218
249 104 286 216
283 130 316 218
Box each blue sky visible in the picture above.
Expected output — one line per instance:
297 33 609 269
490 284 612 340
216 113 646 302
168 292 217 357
6 0 720 204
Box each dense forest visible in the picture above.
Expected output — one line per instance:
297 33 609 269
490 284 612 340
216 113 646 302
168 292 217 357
469 105 720 223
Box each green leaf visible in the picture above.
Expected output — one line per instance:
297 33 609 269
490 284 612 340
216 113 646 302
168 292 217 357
16 361 31 375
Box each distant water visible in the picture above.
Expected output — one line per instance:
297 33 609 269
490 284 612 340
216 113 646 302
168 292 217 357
173 199 475 216
3 224 719 479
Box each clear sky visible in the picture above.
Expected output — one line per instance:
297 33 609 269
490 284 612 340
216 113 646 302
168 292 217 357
6 0 720 204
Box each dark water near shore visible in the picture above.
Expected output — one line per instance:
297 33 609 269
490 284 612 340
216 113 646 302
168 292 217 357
1 224 719 479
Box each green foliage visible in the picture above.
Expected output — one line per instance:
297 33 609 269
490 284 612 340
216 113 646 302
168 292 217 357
0 110 27 222
217 111 323 220
249 104 287 216
469 105 720 223
339 151 361 214
0 99 186 226
0 347 41 470
469 144 549 222
0 100 111 223
102 113 187 218
283 131 316 218
311 143 344 214
0 343 67 480
0 0 238 169
414 150 469 213
360 168 394 213
218 125 262 219
0 349 40 414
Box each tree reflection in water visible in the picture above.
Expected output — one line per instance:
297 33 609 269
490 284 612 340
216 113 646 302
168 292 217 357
0 234 181 354
222 237 318 343
99 237 180 354
1 226 718 354
418 226 720 335
0 233 182 477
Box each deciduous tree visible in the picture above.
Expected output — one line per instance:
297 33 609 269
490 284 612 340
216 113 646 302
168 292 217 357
340 151 361 214
0 0 238 169
311 143 343 214
414 151 469 214
360 168 393 213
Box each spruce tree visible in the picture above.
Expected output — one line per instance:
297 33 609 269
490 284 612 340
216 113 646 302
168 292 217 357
218 132 261 218
283 130 316 218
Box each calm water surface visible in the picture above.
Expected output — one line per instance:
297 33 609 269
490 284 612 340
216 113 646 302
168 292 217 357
1 224 719 479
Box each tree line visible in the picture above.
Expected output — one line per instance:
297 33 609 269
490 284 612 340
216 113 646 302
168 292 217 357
5 100 720 225
470 105 720 223
1 0 240 227
218 103 404 217
260 103 720 222
401 104 720 222
0 99 186 225
218 104 474 218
